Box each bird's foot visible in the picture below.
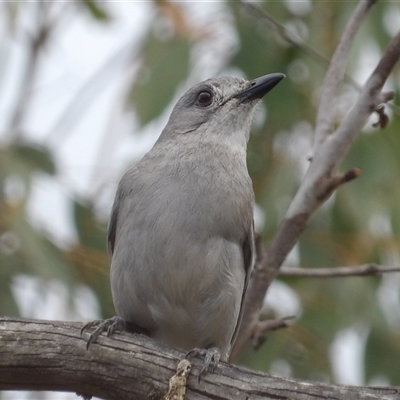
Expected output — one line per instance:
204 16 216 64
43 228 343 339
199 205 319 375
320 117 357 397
81 316 127 349
186 347 221 380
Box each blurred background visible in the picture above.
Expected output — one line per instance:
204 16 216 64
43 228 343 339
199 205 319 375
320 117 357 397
1 1 400 399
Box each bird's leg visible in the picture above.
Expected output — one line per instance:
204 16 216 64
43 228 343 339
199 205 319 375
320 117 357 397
81 316 147 349
185 346 221 380
81 316 126 349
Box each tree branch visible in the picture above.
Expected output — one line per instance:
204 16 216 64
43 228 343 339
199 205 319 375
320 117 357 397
7 1 53 138
251 316 295 350
279 264 400 278
240 1 400 116
232 2 400 360
1 317 399 400
315 0 377 146
286 30 400 221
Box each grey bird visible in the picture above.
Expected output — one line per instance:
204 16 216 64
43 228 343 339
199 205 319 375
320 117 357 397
82 72 284 375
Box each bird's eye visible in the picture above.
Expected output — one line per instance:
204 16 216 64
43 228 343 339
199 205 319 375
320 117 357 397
196 91 213 107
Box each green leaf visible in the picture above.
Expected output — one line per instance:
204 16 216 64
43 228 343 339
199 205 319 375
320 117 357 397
73 200 107 251
129 32 190 126
11 144 55 175
71 200 113 318
366 326 400 384
13 217 75 283
0 264 20 316
81 0 111 22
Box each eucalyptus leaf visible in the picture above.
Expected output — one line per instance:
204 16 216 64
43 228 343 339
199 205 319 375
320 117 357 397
73 200 107 251
71 200 113 317
81 0 111 22
11 144 55 175
129 33 190 126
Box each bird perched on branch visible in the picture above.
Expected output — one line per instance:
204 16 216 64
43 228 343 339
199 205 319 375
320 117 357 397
82 72 284 376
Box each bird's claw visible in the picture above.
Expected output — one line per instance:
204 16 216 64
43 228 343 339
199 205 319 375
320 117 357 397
186 347 221 380
81 316 126 349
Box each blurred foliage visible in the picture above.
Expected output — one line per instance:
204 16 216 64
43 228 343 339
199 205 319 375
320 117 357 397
129 31 191 126
81 0 111 21
69 201 113 317
1 0 400 389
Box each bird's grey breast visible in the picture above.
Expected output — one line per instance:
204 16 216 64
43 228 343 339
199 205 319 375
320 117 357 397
122 136 253 241
109 135 253 354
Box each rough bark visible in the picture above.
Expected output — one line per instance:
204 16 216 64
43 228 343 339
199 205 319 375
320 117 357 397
1 317 399 400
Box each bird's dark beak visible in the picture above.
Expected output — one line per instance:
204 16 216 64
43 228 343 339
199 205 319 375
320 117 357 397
234 73 285 103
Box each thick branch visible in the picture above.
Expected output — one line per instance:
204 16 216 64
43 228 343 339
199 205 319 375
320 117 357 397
279 264 400 278
1 317 399 400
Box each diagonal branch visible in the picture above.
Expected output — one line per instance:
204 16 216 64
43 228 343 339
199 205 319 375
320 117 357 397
314 0 377 146
241 1 366 93
7 2 51 137
6 1 70 139
232 5 400 361
285 30 400 220
241 1 400 117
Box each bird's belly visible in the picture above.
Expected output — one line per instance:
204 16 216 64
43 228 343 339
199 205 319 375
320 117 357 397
111 234 245 359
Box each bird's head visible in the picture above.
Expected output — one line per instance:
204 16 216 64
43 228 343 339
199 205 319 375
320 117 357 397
158 73 285 147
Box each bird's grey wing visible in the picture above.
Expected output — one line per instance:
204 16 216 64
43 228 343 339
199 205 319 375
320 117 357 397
107 187 124 256
230 221 255 348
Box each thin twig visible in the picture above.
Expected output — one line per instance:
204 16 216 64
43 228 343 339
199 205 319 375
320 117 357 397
279 264 400 278
241 2 362 88
241 1 400 117
251 316 295 350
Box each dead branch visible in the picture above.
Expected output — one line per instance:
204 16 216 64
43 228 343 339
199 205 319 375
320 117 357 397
1 317 399 400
